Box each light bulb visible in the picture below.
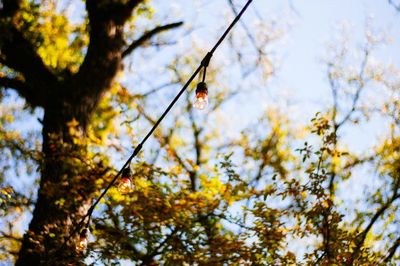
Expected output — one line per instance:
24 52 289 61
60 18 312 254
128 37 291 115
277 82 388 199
118 168 133 194
76 228 89 252
194 82 208 110
118 177 132 194
194 94 208 110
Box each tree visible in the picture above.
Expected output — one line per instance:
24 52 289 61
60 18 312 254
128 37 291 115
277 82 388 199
0 0 183 264
1 0 400 265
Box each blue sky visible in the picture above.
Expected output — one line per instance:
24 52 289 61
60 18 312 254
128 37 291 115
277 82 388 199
137 0 400 152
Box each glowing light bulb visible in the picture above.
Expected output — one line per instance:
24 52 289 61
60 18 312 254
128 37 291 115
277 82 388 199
118 177 132 194
76 228 89 252
118 168 133 194
194 82 208 110
194 93 208 110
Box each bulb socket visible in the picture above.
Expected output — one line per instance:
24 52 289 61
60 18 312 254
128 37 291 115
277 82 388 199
80 228 89 238
195 82 208 95
122 167 132 179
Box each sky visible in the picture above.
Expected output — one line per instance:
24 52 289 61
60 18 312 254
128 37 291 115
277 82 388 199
133 0 400 153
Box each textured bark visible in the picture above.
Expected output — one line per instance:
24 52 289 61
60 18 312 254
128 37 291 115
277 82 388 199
0 0 141 264
16 97 95 265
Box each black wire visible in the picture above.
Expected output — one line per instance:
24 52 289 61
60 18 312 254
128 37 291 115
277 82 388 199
202 66 207 83
210 0 253 55
56 0 254 255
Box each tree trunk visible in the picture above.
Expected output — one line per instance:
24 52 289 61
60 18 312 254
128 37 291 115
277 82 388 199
2 1 146 264
16 94 98 265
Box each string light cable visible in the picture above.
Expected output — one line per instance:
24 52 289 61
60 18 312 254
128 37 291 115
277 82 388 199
59 0 254 254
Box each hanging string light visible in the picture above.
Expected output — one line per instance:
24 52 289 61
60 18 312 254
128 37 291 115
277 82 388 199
56 0 254 255
193 82 208 110
194 55 210 110
118 167 133 194
76 228 89 252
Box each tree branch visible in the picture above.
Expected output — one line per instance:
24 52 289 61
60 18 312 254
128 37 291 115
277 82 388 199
227 0 261 55
122 21 184 58
72 0 144 110
389 0 400 12
0 76 25 91
0 76 44 107
350 192 400 262
0 0 22 17
336 49 369 128
0 1 58 107
383 236 400 263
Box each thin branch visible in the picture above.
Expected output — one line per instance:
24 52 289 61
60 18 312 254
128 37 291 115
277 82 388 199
389 0 400 12
227 0 262 56
227 0 267 78
383 236 400 263
142 227 178 262
350 191 400 262
122 21 184 58
336 49 369 128
142 81 178 97
210 89 240 112
287 0 301 17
